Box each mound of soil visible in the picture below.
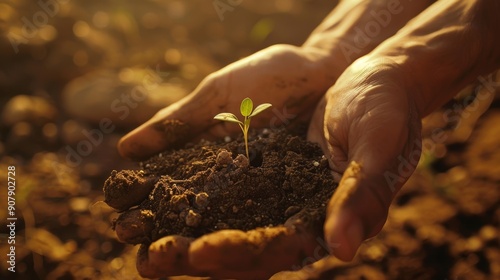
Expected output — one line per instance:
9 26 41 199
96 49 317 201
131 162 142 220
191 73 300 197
103 127 337 242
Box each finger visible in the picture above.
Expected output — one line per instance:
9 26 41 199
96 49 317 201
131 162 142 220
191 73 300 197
323 161 375 261
133 210 326 279
118 77 227 160
103 170 156 211
136 236 205 278
324 95 422 261
189 209 327 279
114 209 154 244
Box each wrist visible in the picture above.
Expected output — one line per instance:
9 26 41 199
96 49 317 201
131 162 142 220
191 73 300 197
370 0 500 117
302 0 433 70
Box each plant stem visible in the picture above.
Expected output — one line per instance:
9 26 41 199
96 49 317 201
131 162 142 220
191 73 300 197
244 130 249 159
244 116 250 159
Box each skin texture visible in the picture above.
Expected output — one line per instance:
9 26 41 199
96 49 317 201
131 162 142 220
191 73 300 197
114 0 500 278
118 44 342 161
309 0 500 262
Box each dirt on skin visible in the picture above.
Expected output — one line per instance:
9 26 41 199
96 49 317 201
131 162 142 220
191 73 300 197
103 127 337 242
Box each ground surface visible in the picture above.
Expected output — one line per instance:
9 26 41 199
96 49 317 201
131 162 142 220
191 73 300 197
1 0 499 279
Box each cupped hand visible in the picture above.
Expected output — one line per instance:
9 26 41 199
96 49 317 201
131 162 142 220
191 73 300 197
118 44 339 161
115 51 424 278
115 56 424 280
109 184 328 279
307 56 423 261
123 208 327 280
115 44 344 279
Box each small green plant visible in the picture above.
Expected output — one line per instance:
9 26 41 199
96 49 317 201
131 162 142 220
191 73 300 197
214 97 272 159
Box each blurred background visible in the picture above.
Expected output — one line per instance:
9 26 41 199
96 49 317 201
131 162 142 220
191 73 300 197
0 0 499 279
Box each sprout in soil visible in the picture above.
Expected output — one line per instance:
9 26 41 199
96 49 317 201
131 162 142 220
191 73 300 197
214 97 272 159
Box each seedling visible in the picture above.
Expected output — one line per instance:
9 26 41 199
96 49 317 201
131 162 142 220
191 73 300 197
214 97 272 159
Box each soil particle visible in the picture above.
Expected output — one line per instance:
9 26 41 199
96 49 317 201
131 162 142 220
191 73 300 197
103 170 156 211
185 210 202 227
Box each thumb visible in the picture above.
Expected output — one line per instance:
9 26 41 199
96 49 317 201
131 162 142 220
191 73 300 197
118 77 221 160
323 96 422 261
323 161 388 261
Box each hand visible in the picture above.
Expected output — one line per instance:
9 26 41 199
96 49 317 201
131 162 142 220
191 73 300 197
119 208 327 279
115 44 342 279
305 0 500 264
307 56 422 261
114 0 500 277
115 0 437 275
118 44 339 160
114 55 422 278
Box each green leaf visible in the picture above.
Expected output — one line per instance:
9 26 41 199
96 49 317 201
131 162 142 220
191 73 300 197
214 113 242 124
240 98 253 117
249 103 272 117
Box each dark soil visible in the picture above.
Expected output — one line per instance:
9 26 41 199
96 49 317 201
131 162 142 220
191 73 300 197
104 127 337 241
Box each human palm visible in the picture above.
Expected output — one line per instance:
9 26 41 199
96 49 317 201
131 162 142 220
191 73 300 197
307 58 422 260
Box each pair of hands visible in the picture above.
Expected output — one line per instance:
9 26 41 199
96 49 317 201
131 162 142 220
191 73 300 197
110 0 500 279
113 0 500 277
116 44 421 279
